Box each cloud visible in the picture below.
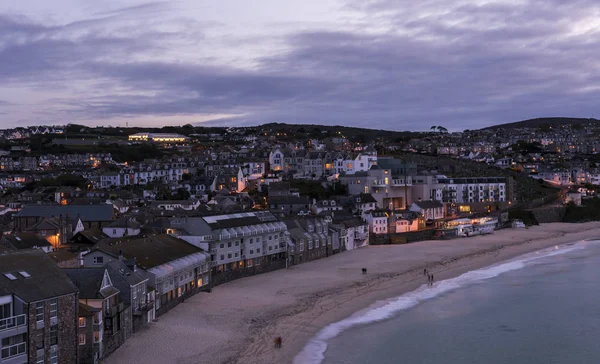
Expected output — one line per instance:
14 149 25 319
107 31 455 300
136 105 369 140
2 0 600 129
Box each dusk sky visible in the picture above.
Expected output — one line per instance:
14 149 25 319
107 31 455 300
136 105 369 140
0 0 599 131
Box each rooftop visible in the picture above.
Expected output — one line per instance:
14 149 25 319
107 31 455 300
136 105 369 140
16 204 114 221
0 249 79 302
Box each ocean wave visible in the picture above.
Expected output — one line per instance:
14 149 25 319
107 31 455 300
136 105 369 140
293 240 596 364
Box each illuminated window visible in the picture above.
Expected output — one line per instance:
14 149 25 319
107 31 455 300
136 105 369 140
459 206 471 213
79 317 86 327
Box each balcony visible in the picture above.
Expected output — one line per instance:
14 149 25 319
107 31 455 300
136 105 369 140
133 301 154 315
0 314 27 338
0 342 26 361
372 180 387 187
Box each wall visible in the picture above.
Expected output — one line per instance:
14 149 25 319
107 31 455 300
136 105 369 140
211 255 287 287
529 205 566 224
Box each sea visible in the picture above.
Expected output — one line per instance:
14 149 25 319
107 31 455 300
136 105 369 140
294 239 600 364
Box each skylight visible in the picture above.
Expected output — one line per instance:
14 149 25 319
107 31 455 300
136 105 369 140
3 273 17 280
19 271 31 278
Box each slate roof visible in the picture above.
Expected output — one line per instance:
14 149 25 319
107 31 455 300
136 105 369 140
0 250 79 302
108 217 141 229
412 200 444 209
96 234 204 270
63 268 119 300
2 232 52 250
105 260 148 305
16 204 114 221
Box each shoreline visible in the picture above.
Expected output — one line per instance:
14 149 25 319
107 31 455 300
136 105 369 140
104 222 600 364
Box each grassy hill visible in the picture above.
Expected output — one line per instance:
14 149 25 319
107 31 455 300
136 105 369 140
483 117 600 131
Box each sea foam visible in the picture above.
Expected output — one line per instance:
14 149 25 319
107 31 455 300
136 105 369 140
293 240 597 364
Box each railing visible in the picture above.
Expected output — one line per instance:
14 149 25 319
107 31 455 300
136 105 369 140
1 342 26 359
0 314 26 332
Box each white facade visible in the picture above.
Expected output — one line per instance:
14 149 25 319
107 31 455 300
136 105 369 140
438 177 507 203
364 212 388 235
102 226 141 238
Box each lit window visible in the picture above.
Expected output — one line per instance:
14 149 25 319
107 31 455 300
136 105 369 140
79 334 86 345
79 317 86 327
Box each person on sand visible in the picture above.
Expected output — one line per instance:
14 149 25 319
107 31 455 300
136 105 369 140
424 268 427 275
274 336 282 348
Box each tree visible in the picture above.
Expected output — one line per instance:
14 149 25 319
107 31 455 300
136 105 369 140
437 126 448 133
430 126 438 132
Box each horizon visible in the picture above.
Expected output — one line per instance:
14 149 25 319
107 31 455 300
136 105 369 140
1 1 600 130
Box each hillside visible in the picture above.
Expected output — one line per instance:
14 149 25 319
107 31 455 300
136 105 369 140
483 117 600 131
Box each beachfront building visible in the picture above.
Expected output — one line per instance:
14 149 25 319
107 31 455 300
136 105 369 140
340 165 413 210
0 250 79 364
328 217 369 251
437 177 507 204
63 267 130 362
284 217 333 265
409 200 445 222
169 211 288 285
363 210 389 235
82 235 210 317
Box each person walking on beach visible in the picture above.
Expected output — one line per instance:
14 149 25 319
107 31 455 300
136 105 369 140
424 268 427 276
274 336 282 348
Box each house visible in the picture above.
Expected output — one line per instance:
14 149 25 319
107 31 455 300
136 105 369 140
285 217 332 265
268 196 311 216
409 200 445 221
83 235 210 316
350 194 377 214
363 210 389 234
311 199 343 215
105 260 153 333
0 250 79 364
169 211 287 285
0 232 53 253
329 217 369 251
102 217 141 238
63 267 130 362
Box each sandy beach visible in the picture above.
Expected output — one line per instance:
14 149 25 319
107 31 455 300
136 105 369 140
104 222 600 364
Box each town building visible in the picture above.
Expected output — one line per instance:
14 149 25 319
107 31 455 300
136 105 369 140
63 268 129 363
83 235 210 316
0 250 79 364
169 212 288 285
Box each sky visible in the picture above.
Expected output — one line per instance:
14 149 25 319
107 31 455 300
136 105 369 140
1 0 600 131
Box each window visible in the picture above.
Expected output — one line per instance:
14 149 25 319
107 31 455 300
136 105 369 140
50 350 58 364
256 237 261 242
79 317 86 327
0 303 10 320
250 250 254 254
79 334 86 345
227 253 232 259
268 246 272 251
235 241 239 246
220 254 224 261
220 243 224 248
308 240 313 249
250 238 253 244
268 235 272 240
256 248 261 253
36 302 44 322
234 252 239 257
93 256 104 264
50 325 58 345
36 354 44 364
49 299 58 319
228 242 232 248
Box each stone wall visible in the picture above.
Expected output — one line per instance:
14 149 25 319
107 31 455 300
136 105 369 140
529 205 566 224
370 229 436 245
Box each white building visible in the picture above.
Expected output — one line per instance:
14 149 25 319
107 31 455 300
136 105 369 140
363 210 388 235
437 177 507 203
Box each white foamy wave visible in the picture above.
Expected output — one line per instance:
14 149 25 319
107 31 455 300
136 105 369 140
293 241 592 364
